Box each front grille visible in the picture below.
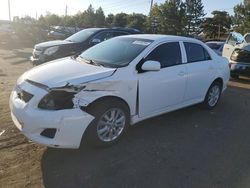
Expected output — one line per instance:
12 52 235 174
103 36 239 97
17 89 33 103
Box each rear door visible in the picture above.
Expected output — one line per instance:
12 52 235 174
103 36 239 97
183 42 217 102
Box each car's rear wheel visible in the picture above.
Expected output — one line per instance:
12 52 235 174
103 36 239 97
203 82 222 109
84 99 129 147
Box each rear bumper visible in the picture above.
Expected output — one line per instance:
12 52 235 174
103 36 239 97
9 81 95 149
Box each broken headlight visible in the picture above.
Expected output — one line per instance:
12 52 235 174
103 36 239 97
38 85 85 110
38 90 76 110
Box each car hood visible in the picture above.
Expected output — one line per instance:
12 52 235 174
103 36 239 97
19 57 116 88
35 40 74 49
236 43 250 51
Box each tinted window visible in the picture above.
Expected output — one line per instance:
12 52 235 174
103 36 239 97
80 37 152 68
146 42 182 68
65 28 100 43
112 31 129 37
93 31 114 42
184 42 211 63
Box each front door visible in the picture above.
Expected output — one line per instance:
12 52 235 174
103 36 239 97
138 42 187 118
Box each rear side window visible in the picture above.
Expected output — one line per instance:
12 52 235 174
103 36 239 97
146 42 182 68
184 42 211 63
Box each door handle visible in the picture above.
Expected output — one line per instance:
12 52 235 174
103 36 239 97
178 71 185 76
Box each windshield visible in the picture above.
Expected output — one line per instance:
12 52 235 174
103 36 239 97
79 37 153 68
65 28 100 43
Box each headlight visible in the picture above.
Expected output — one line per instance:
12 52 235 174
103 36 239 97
38 85 86 110
43 46 59 56
38 90 76 110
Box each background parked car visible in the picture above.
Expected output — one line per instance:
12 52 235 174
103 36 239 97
222 32 250 79
30 27 141 65
206 41 225 56
47 26 83 40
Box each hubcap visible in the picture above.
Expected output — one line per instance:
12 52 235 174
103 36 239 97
208 85 220 107
97 108 126 142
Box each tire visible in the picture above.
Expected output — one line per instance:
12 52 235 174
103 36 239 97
83 99 129 147
231 74 239 79
203 82 222 109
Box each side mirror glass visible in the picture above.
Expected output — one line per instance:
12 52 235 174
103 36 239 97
141 60 161 71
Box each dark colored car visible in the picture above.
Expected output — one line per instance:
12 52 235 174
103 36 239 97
31 27 141 65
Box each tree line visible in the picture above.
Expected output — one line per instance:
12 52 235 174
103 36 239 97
13 0 250 39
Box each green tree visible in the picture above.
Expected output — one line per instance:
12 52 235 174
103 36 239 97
148 0 186 35
95 7 106 27
113 13 128 27
106 14 115 27
201 11 231 39
185 0 205 34
233 1 250 33
127 13 147 31
82 4 96 27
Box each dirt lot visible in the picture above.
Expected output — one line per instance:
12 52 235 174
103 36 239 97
0 39 250 188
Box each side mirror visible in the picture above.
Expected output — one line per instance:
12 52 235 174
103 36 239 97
91 38 101 45
141 60 161 71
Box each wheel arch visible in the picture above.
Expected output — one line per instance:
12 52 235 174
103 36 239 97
83 95 131 117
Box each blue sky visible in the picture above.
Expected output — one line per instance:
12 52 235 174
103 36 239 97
0 0 243 20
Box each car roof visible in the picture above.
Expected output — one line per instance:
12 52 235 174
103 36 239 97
119 34 200 42
206 41 225 44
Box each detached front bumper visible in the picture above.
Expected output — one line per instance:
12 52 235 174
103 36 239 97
9 81 95 149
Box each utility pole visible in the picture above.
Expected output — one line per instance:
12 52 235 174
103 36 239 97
8 0 11 21
65 5 68 17
150 0 154 11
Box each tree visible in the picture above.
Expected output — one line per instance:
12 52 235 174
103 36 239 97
95 7 106 27
82 4 96 27
185 0 205 34
233 1 250 33
201 11 231 39
106 14 114 27
148 0 186 35
113 13 128 27
127 13 147 31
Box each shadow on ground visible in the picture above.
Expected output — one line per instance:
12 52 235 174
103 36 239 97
41 86 250 188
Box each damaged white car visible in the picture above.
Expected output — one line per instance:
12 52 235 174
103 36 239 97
10 35 230 149
223 32 250 78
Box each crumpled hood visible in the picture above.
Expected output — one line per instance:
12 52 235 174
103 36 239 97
19 57 116 88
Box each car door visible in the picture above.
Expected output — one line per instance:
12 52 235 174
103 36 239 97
183 42 217 102
222 33 238 59
138 42 187 118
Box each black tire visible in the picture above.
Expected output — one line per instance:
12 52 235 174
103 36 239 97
83 98 129 147
203 81 222 109
231 74 239 79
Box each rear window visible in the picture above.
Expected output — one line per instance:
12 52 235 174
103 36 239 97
184 42 211 63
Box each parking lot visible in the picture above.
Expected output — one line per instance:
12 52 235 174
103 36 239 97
0 38 250 188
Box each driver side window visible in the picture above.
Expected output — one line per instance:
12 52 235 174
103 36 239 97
93 32 114 42
145 42 182 68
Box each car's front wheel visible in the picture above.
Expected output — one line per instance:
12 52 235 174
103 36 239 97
203 82 222 109
84 99 129 147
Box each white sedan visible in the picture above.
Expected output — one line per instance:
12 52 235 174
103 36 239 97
10 35 230 148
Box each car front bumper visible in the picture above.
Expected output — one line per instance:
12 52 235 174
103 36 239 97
9 81 95 149
229 61 250 77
